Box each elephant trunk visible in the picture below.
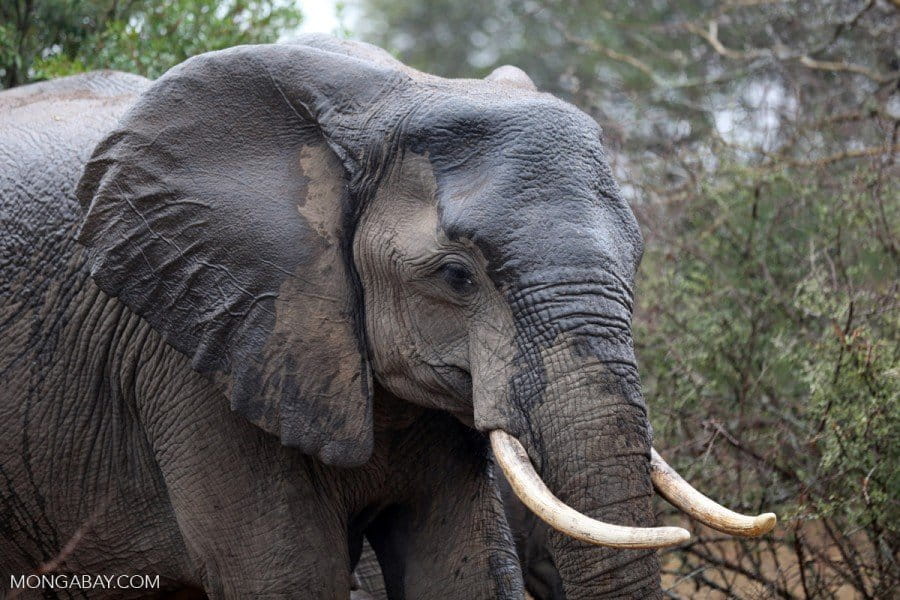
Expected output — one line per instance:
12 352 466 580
476 309 667 598
527 360 663 598
476 277 776 597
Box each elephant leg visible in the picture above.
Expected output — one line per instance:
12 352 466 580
352 540 387 599
365 409 524 600
136 347 352 599
499 475 565 600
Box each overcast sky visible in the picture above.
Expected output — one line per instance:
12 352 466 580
297 0 341 35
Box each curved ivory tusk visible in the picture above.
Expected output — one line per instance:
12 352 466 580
490 430 691 549
651 448 776 537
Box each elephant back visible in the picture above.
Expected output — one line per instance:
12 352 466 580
1 72 149 341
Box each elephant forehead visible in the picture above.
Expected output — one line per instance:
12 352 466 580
406 103 642 281
432 160 642 286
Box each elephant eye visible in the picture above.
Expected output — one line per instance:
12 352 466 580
438 262 476 296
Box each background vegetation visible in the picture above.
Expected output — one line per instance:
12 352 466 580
0 0 302 87
3 0 897 597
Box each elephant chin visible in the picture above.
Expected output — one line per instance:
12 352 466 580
490 430 776 547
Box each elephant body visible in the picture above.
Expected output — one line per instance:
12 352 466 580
0 33 758 600
0 71 520 598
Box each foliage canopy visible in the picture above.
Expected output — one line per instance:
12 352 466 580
0 0 303 87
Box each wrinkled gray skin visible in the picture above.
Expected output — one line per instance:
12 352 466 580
1 35 659 598
355 478 564 599
499 476 566 599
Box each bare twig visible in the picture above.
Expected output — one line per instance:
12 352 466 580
685 20 900 83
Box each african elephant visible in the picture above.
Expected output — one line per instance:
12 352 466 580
1 44 519 599
1 34 774 599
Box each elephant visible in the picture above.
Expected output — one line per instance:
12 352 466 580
1 34 774 599
1 44 519 600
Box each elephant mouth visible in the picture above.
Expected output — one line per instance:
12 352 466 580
489 430 776 549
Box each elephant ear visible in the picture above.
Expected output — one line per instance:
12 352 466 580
76 44 406 466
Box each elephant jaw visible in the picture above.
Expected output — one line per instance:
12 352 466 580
490 430 776 550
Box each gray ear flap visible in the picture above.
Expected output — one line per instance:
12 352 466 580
75 44 400 466
485 65 537 91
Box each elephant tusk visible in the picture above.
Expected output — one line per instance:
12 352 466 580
650 447 776 537
490 430 691 549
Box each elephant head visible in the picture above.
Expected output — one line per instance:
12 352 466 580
75 36 774 597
